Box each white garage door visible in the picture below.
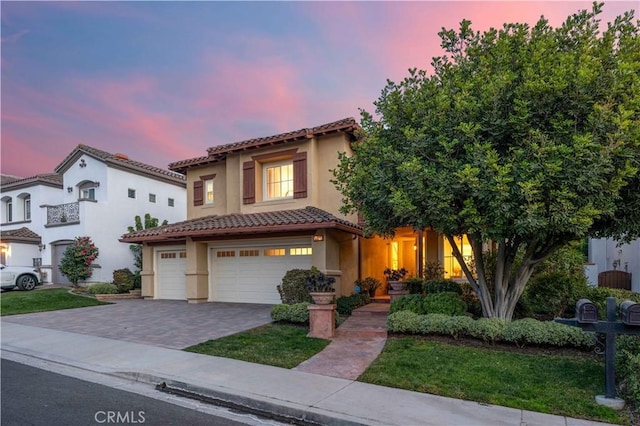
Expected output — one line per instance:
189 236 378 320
156 249 187 300
211 240 313 304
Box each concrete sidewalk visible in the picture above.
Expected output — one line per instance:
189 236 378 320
0 322 612 426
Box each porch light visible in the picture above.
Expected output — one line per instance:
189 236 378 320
67 186 73 193
313 235 324 242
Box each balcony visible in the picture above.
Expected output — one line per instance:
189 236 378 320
46 202 80 226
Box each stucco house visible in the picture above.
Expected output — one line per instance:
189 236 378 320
1 145 186 284
121 118 476 304
586 237 639 293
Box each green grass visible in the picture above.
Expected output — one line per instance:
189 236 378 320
1 288 109 316
185 323 330 369
359 337 626 424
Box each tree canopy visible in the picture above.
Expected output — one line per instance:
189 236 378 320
333 3 640 319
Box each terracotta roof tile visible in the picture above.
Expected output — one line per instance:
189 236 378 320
1 173 63 189
120 206 361 243
0 227 41 243
169 117 359 173
55 145 186 185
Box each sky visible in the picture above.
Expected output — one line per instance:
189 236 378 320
1 1 636 178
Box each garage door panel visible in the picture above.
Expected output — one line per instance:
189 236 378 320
157 250 186 300
211 241 312 304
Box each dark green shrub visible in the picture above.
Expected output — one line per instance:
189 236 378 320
87 283 119 294
112 268 135 293
355 277 381 296
521 272 587 320
617 336 640 407
569 287 640 319
404 277 424 294
336 293 370 315
423 260 445 280
503 318 595 349
423 279 462 295
277 269 313 304
424 292 467 316
305 266 335 292
389 294 428 315
459 282 483 318
270 303 310 324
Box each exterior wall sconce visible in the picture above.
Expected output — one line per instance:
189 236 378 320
38 242 46 252
313 235 324 242
79 159 87 168
67 187 73 193
95 181 100 187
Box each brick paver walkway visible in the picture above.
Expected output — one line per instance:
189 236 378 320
294 303 389 380
3 297 273 349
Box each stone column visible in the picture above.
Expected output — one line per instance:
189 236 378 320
308 304 336 339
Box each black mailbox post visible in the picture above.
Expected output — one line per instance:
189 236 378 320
556 297 640 407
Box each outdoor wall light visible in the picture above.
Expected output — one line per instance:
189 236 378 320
67 187 73 193
313 235 324 242
38 242 46 251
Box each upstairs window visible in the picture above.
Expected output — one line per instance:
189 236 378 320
168 198 174 207
149 193 156 203
128 189 136 199
6 199 12 222
204 179 214 204
193 174 216 207
24 196 31 220
78 181 99 201
264 161 293 200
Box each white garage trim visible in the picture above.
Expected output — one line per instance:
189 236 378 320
155 247 187 300
209 237 313 304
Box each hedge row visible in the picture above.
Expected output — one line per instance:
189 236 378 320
270 303 310 324
86 283 119 294
389 293 467 316
387 311 596 349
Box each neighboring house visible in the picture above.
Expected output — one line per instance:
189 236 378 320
1 145 186 284
587 237 639 293
121 117 476 304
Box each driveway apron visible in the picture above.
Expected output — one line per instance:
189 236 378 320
2 299 273 349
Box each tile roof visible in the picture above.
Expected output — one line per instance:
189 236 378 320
169 117 360 173
1 173 63 189
0 227 41 244
55 145 186 185
120 206 362 243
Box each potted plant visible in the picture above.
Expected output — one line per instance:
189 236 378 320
384 267 408 291
305 266 336 305
355 277 382 297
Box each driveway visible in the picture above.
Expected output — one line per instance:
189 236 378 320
2 299 274 349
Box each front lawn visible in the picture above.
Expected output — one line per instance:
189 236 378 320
0 288 109 316
185 323 330 369
359 337 625 424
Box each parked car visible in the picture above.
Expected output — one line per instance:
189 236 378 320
0 264 41 291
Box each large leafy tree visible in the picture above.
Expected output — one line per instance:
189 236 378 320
333 3 640 319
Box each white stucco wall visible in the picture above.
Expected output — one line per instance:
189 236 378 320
588 237 640 293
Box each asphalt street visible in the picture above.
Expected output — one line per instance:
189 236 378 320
0 358 280 426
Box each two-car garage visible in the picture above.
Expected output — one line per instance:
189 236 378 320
155 238 313 304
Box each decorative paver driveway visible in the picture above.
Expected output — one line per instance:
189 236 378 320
2 299 273 349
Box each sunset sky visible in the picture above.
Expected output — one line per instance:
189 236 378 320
1 1 636 178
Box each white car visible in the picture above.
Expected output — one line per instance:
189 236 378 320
0 264 41 291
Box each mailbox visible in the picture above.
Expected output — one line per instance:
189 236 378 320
620 300 640 326
576 299 599 323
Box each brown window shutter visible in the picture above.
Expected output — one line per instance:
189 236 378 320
193 180 203 206
293 152 307 199
243 160 256 204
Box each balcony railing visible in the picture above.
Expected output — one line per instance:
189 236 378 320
46 202 80 226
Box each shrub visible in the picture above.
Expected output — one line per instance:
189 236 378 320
503 318 594 349
59 236 99 287
458 282 483 318
423 260 445 280
277 269 313 304
112 268 135 293
355 277 382 296
389 294 428 315
386 311 423 334
404 277 424 294
424 292 467 316
468 317 508 344
270 303 311 324
569 287 640 319
336 293 370 315
87 283 118 294
617 336 640 407
423 279 462 295
521 272 587 320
